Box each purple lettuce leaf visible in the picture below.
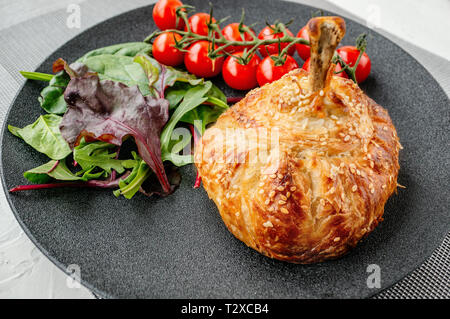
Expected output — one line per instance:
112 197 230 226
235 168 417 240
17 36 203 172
59 74 172 194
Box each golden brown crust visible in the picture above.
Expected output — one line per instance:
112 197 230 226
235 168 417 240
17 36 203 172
194 69 400 264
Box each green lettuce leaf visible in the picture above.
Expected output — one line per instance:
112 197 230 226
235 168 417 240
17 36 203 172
38 71 70 114
160 83 212 147
8 114 71 160
160 81 229 167
33 42 152 114
24 160 82 183
60 73 173 194
76 42 152 63
181 104 225 135
73 139 137 175
133 54 202 98
23 159 107 184
114 152 150 199
80 54 151 96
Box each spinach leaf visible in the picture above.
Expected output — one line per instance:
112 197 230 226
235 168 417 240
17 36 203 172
20 70 70 114
161 152 193 167
8 114 71 160
24 159 107 184
24 160 83 183
38 71 71 114
76 42 151 63
160 125 194 166
75 43 153 97
81 55 151 96
164 78 227 110
133 54 202 97
181 104 225 135
165 82 190 110
160 82 212 153
164 82 227 132
160 81 229 166
26 44 200 115
206 82 228 105
73 139 136 175
133 54 160 88
73 52 203 100
74 43 154 96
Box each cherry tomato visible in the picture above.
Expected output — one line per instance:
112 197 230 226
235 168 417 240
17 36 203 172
258 25 295 57
256 55 299 86
222 51 261 90
221 23 255 53
295 26 310 61
184 41 224 78
152 32 184 66
152 0 185 31
302 57 348 79
336 46 371 83
185 13 217 36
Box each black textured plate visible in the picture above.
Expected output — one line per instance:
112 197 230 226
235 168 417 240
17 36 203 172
1 0 449 298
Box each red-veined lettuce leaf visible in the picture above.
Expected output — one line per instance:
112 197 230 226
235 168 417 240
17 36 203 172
59 74 172 194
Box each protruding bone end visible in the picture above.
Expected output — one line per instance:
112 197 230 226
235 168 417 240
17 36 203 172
307 16 346 92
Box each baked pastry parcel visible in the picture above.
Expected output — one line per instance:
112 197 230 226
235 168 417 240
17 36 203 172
194 16 401 263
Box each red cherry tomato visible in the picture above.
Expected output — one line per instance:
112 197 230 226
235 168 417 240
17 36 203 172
184 41 224 78
256 55 299 86
221 23 255 53
152 32 184 67
302 57 348 79
258 25 295 57
152 0 185 31
222 51 261 90
336 46 371 83
295 26 310 61
185 13 217 36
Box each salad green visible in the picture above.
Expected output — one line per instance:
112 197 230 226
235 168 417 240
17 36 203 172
10 41 229 199
8 114 71 160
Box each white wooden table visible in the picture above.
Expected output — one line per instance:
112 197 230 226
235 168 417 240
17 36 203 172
0 0 448 298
